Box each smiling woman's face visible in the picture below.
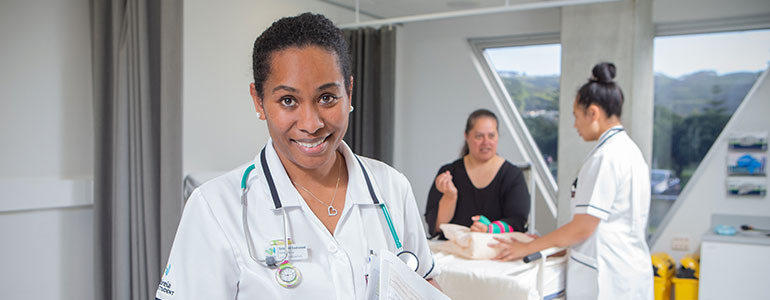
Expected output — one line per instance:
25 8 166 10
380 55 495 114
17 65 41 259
250 46 352 172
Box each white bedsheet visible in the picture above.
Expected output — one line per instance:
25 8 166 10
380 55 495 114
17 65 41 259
439 223 534 260
430 241 565 300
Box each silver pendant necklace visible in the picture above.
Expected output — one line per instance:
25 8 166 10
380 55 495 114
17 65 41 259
292 156 342 216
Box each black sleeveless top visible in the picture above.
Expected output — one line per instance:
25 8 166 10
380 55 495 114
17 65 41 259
424 158 530 239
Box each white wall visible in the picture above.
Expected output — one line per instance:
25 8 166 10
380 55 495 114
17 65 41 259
0 0 93 178
557 0 654 226
0 0 94 299
0 208 94 299
650 69 770 260
183 0 372 175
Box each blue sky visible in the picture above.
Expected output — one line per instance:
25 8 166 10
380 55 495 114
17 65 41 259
486 29 770 78
654 29 770 77
486 44 561 76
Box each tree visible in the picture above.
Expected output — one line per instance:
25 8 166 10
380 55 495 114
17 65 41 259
652 105 681 170
704 84 727 114
523 116 558 162
671 111 730 176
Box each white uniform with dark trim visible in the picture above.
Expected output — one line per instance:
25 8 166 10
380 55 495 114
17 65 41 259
567 126 653 300
155 140 438 299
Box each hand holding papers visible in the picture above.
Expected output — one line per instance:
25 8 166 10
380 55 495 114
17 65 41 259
365 250 449 300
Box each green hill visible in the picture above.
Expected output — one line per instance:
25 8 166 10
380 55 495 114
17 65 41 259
654 71 760 116
495 69 762 182
498 73 559 113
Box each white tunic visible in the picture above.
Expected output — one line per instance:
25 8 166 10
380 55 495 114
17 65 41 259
566 126 654 300
155 140 438 299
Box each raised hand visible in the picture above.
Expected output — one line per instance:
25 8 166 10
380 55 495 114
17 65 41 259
435 170 458 196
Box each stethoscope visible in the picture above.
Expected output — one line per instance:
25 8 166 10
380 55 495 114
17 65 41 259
240 147 423 288
571 127 624 197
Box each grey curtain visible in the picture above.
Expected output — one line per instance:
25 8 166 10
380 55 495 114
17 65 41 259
91 0 183 299
343 26 397 165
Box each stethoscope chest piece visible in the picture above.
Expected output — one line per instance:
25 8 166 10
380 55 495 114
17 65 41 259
275 260 301 288
397 250 420 272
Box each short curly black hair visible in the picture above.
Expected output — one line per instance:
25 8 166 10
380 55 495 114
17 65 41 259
252 12 351 99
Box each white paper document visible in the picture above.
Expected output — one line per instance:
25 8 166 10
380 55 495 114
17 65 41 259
365 250 450 300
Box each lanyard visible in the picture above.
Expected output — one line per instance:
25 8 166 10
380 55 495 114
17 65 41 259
583 127 624 165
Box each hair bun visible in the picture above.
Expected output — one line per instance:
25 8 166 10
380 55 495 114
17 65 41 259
591 62 616 84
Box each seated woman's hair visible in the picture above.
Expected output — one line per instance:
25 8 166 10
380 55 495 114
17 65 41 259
576 62 624 118
251 13 352 99
461 108 498 156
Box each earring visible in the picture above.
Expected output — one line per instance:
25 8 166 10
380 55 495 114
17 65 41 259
256 112 261 118
349 106 355 113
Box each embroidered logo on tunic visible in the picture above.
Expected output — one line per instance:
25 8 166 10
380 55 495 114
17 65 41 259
158 264 175 296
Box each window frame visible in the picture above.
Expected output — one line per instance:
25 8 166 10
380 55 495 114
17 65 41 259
648 19 770 244
468 33 561 219
655 14 770 37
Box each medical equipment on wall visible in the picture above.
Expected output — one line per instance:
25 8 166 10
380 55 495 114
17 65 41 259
728 132 768 151
727 177 767 196
726 132 767 201
727 152 767 175
240 148 420 288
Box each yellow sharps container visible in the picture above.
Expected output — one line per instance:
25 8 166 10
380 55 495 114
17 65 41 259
651 252 675 300
672 254 699 300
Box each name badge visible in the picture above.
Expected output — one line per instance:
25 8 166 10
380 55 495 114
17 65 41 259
261 239 309 261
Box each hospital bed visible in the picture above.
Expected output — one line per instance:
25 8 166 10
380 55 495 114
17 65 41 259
427 162 566 300
429 241 565 300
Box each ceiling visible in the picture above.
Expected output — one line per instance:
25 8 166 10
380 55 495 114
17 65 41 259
318 0 548 19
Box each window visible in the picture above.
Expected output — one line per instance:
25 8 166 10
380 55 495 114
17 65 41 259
649 29 770 234
485 44 561 180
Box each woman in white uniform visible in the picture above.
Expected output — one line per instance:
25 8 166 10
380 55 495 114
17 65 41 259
490 62 653 299
155 13 439 299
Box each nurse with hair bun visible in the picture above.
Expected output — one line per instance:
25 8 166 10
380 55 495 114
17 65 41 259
490 62 653 300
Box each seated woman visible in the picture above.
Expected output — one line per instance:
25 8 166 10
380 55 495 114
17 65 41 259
425 109 530 239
